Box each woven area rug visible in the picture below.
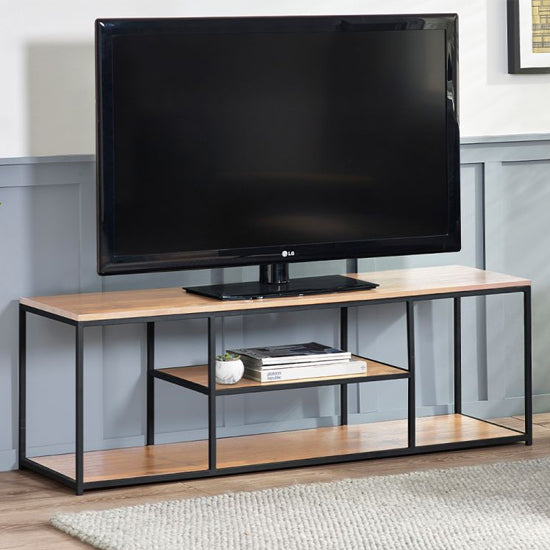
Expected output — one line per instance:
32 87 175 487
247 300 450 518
51 457 550 549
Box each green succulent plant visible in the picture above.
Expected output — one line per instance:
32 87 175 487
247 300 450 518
216 352 241 361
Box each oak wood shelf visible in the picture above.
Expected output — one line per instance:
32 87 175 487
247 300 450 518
157 357 407 393
20 265 530 323
30 414 522 483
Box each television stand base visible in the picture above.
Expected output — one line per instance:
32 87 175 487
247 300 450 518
184 274 378 300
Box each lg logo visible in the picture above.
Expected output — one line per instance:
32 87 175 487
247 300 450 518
281 250 295 258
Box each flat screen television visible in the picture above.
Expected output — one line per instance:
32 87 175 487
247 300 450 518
96 14 460 299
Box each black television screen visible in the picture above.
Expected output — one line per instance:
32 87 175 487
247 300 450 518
96 15 459 298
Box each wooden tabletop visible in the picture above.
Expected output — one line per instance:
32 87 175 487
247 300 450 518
20 265 530 322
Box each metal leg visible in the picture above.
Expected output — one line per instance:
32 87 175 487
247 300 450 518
340 307 348 426
75 324 84 495
146 322 155 445
208 317 217 470
524 288 533 445
18 306 27 469
406 301 416 448
454 297 462 414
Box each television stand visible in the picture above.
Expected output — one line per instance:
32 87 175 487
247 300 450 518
185 263 378 300
18 265 532 495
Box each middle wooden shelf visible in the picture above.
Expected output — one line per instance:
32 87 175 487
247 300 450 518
154 356 409 395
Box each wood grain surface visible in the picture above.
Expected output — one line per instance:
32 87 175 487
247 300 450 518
20 266 530 322
159 357 405 391
31 414 520 482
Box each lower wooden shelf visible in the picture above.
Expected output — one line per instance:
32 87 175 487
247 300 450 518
30 414 523 484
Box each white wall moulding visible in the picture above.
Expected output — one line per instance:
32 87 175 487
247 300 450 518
0 135 549 472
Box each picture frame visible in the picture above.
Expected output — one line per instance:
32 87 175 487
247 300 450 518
507 0 550 73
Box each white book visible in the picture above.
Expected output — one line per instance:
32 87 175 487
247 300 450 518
244 358 367 383
230 342 351 367
242 357 359 370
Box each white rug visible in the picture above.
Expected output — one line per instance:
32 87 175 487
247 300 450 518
51 457 550 549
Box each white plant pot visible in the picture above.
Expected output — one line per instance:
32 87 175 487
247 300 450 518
215 358 244 385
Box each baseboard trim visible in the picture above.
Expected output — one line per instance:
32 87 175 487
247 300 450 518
0 449 17 472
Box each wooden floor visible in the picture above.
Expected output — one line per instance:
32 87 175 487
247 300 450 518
2 414 550 549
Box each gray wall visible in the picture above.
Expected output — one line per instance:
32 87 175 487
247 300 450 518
1 135 549 471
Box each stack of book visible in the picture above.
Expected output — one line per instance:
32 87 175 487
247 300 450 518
229 342 367 383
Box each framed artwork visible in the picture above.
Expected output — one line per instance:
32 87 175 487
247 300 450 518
508 0 550 73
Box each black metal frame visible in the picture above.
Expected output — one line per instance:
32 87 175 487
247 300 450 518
18 285 532 494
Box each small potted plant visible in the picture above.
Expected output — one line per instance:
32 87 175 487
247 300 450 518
215 352 244 384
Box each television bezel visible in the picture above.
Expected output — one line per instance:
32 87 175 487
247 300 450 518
96 14 460 276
